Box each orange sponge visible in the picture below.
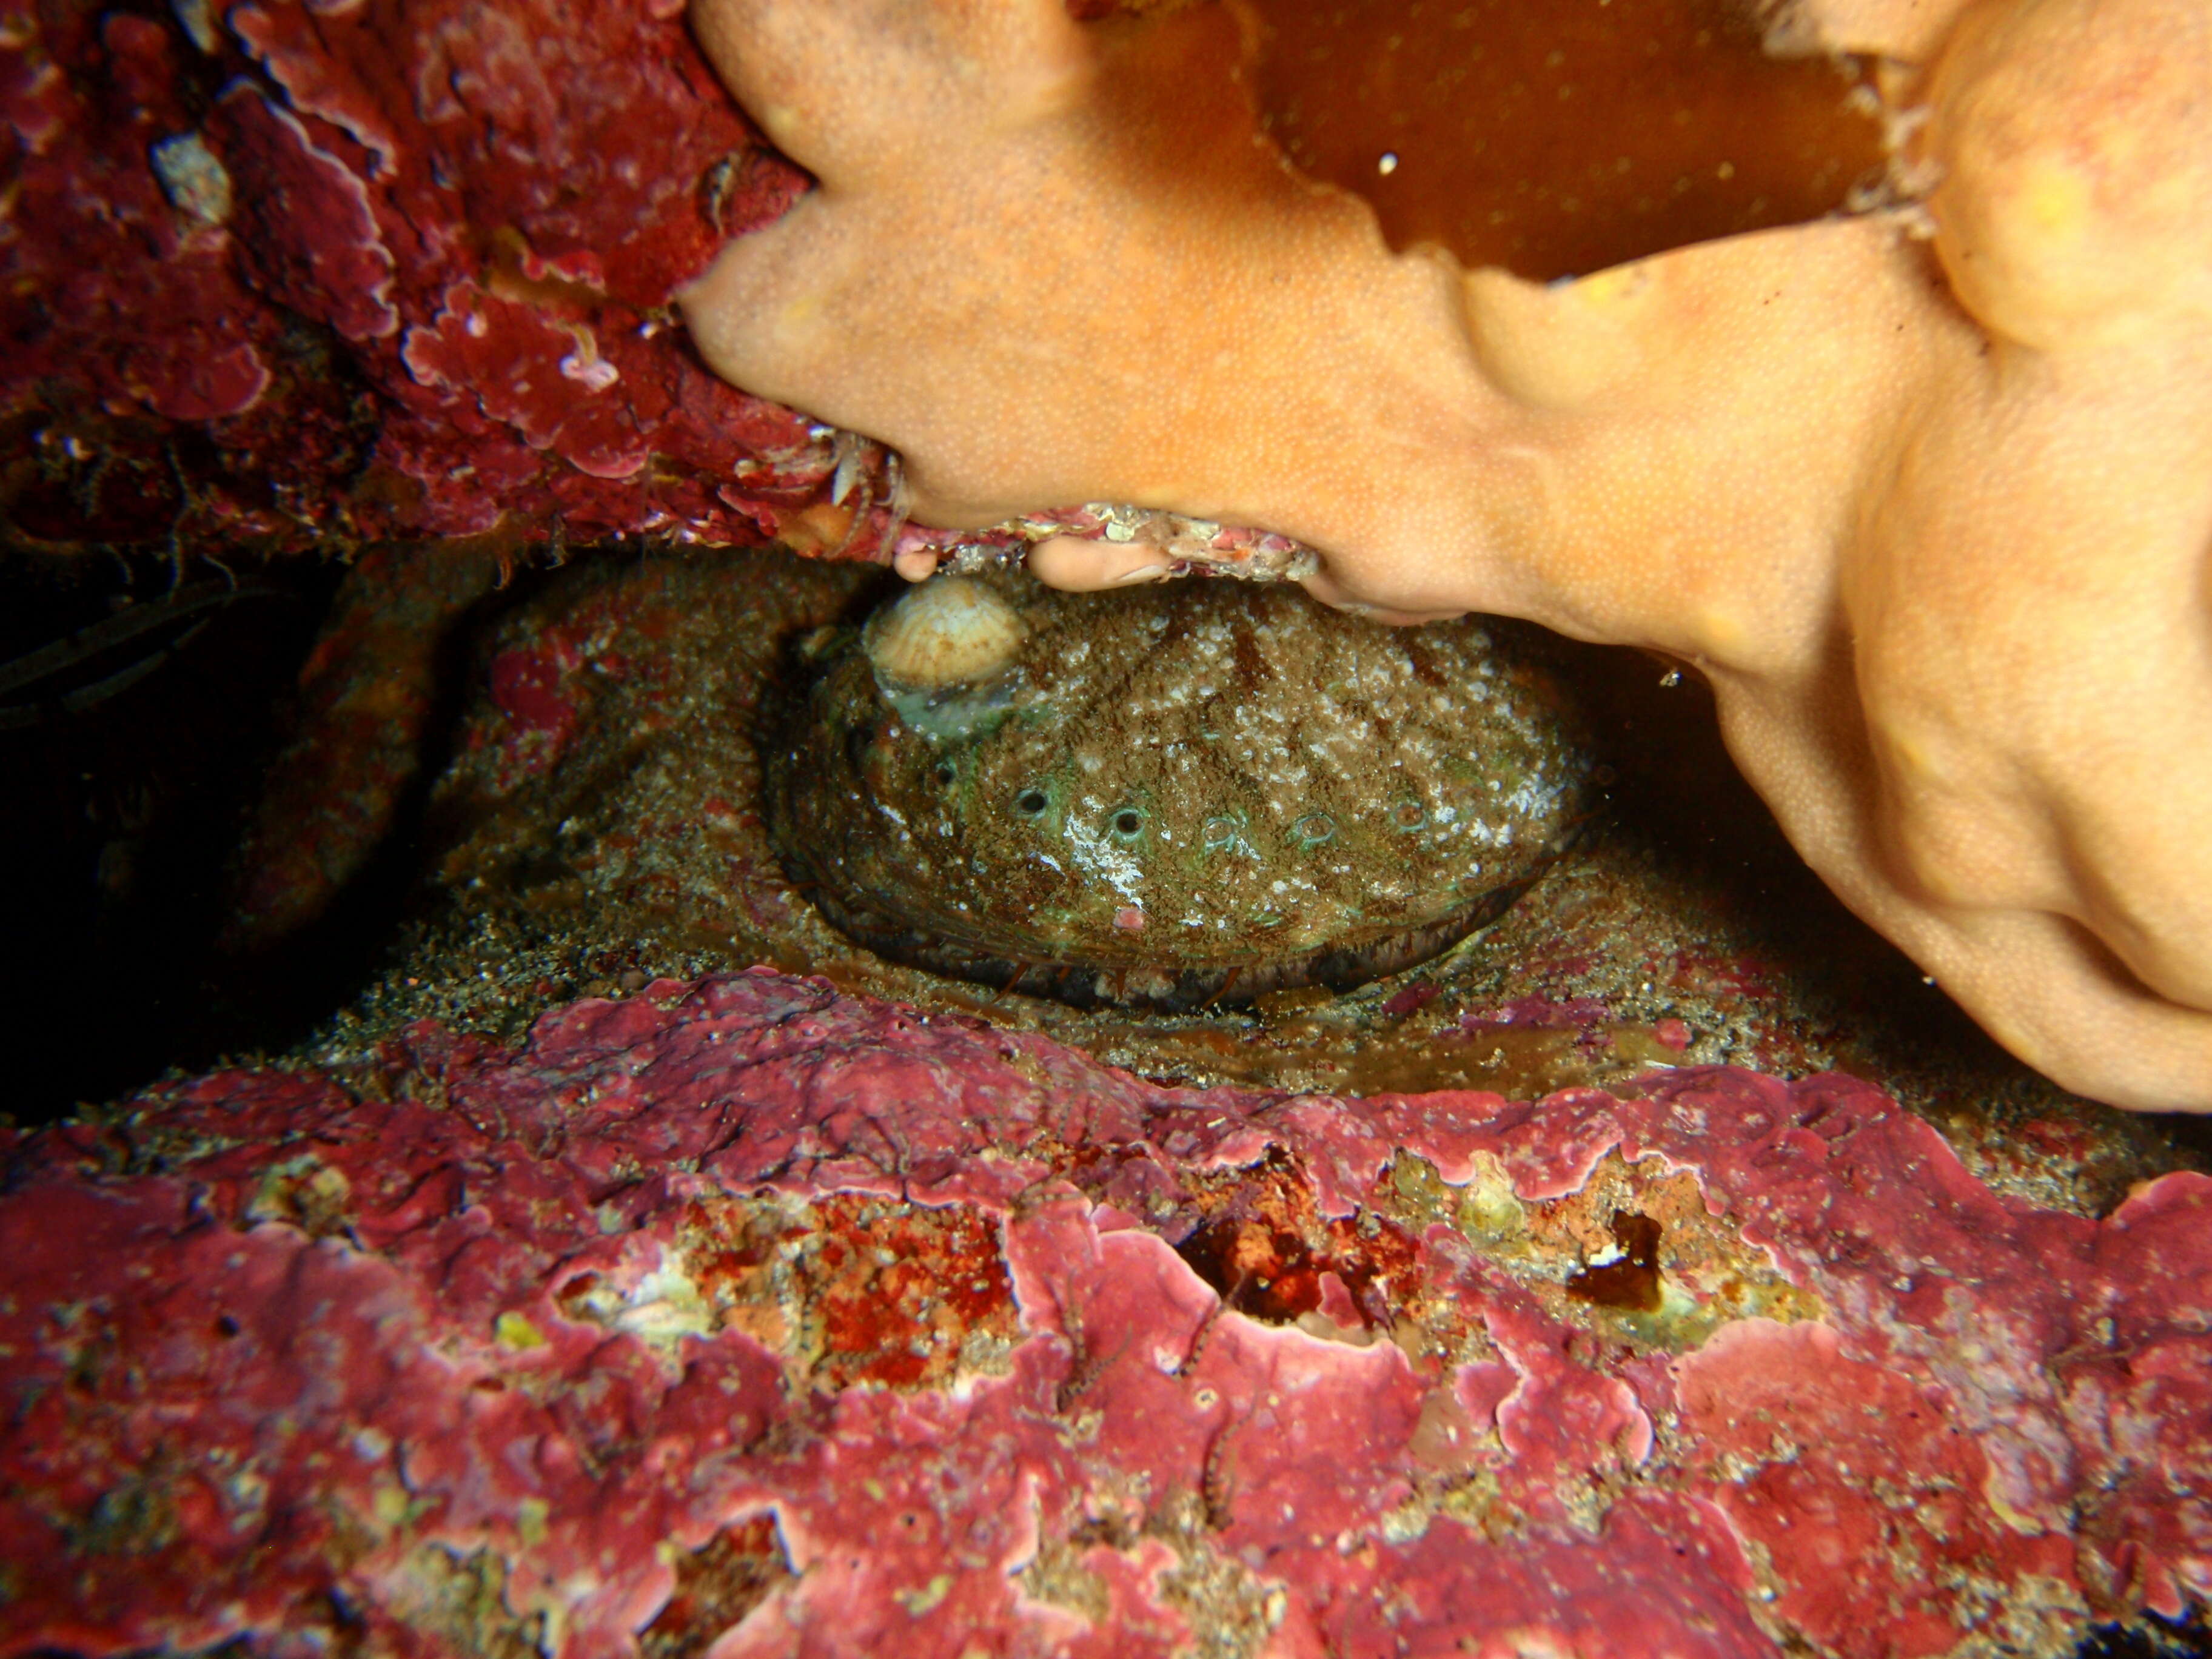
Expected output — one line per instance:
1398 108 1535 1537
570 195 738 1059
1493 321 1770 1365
682 0 2212 1109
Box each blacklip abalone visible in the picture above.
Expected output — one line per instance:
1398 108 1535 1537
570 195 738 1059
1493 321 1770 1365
766 572 1597 1010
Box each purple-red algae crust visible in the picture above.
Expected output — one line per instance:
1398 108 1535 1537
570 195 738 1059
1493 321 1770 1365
1 0 843 557
2 971 2206 1657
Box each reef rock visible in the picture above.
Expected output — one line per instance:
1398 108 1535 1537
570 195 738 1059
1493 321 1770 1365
0 0 852 560
4 970 2207 1658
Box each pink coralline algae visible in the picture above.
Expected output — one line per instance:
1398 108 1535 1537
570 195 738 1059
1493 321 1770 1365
1 0 862 559
3 970 2206 1657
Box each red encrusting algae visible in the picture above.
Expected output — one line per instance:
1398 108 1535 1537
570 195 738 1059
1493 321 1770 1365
1 0 852 559
2 970 2204 1656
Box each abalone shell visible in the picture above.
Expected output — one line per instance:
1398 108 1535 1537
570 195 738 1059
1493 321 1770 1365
767 573 1595 1009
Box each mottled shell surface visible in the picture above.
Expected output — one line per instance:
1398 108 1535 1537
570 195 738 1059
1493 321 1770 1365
768 573 1595 1008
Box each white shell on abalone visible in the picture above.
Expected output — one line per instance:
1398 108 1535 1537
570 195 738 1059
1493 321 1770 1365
863 575 1028 689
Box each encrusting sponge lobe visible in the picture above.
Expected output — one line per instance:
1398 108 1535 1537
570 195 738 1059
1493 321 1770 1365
1919 0 2212 353
681 0 2212 1110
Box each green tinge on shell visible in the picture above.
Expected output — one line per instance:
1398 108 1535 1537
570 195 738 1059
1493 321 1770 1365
768 572 1597 1010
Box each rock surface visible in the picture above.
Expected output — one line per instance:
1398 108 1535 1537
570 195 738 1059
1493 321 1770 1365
0 0 857 559
5 970 2207 1657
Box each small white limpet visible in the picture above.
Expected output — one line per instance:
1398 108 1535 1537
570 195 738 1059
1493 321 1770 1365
863 575 1028 689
